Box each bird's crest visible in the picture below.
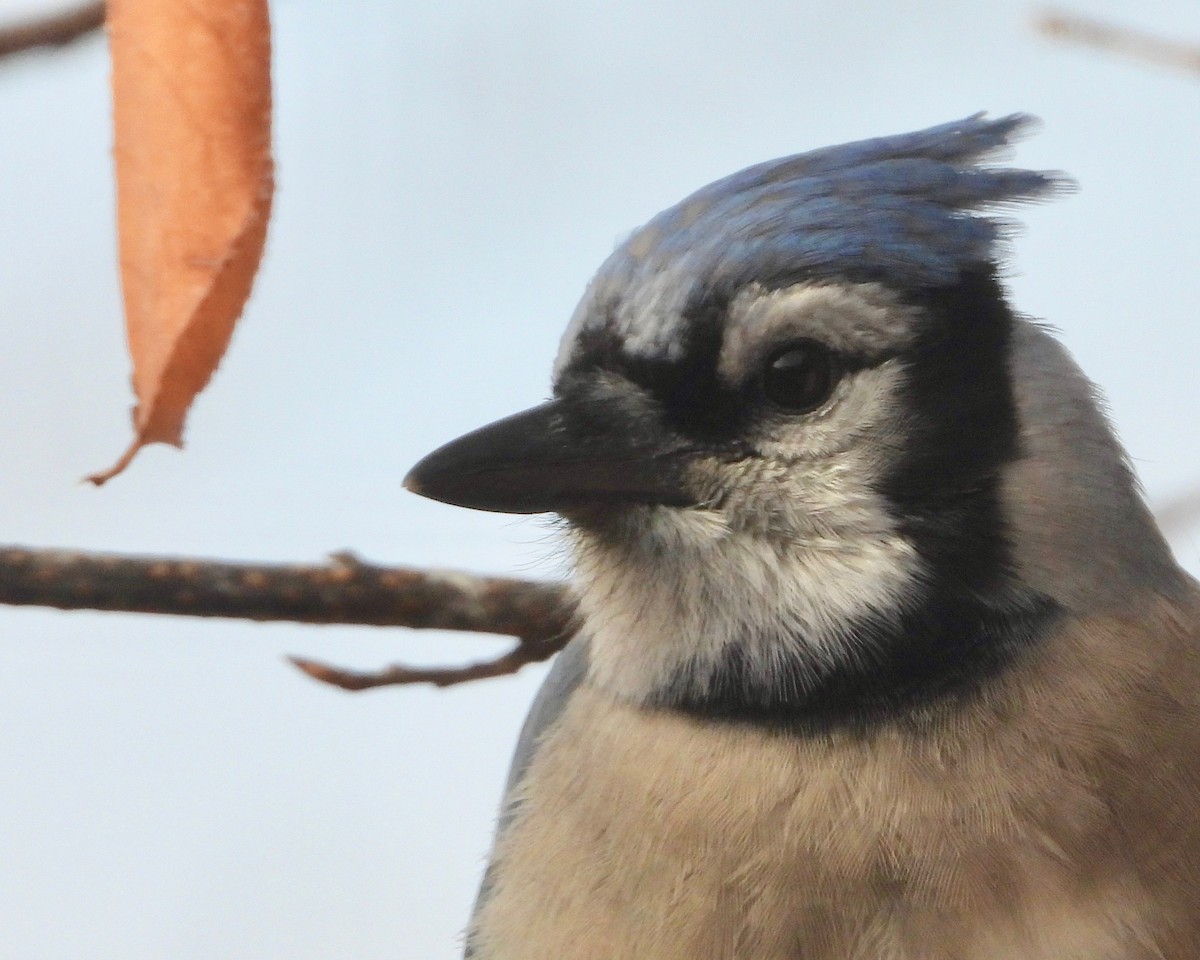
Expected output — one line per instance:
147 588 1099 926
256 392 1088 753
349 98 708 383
565 114 1070 365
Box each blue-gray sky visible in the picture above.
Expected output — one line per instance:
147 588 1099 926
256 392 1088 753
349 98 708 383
1 1 1198 956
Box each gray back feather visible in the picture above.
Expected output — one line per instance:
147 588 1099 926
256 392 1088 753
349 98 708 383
1003 320 1184 610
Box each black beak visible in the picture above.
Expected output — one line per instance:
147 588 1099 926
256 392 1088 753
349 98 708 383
403 397 701 514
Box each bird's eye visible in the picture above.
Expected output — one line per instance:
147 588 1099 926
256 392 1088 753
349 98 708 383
759 341 841 413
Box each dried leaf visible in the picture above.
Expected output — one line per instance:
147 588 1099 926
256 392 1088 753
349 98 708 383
91 0 273 484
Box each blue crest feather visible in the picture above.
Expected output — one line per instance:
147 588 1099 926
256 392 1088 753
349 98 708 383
559 113 1070 366
610 113 1065 294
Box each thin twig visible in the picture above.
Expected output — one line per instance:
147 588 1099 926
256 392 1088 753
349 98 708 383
0 1 105 60
1036 8 1200 76
291 641 562 691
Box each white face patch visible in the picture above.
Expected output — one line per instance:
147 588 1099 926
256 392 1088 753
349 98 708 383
570 344 922 707
614 256 698 362
573 496 921 708
554 252 702 377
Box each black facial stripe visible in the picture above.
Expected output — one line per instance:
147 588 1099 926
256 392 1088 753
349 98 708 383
556 291 747 446
882 267 1022 597
889 271 1020 488
557 287 886 451
646 296 746 444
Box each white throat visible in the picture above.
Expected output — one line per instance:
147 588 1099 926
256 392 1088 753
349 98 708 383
570 501 922 707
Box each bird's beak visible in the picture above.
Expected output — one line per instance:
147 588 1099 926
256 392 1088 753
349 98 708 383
403 398 701 514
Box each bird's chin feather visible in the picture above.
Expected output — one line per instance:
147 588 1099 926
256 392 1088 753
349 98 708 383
567 492 925 712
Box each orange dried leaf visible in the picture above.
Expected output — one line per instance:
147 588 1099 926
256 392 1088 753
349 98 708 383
91 0 273 484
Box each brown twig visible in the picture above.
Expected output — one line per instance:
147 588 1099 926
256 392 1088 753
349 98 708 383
0 546 570 632
0 1 105 60
1036 8 1200 75
290 641 563 692
0 545 577 689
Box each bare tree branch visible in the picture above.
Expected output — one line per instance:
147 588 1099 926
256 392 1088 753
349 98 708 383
0 545 577 688
1036 8 1200 75
0 545 569 632
0 1 104 60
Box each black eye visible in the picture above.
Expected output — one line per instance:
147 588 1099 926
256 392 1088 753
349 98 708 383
759 341 841 413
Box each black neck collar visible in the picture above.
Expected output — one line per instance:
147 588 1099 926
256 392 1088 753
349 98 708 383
653 586 1061 734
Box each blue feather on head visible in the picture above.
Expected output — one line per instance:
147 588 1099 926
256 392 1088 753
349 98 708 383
562 114 1070 366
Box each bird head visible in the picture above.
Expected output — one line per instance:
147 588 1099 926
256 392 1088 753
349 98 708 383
406 115 1181 728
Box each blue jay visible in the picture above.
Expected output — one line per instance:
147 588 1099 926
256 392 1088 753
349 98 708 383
405 114 1200 959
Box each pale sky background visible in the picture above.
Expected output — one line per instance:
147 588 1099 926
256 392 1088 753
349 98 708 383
0 1 1198 957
